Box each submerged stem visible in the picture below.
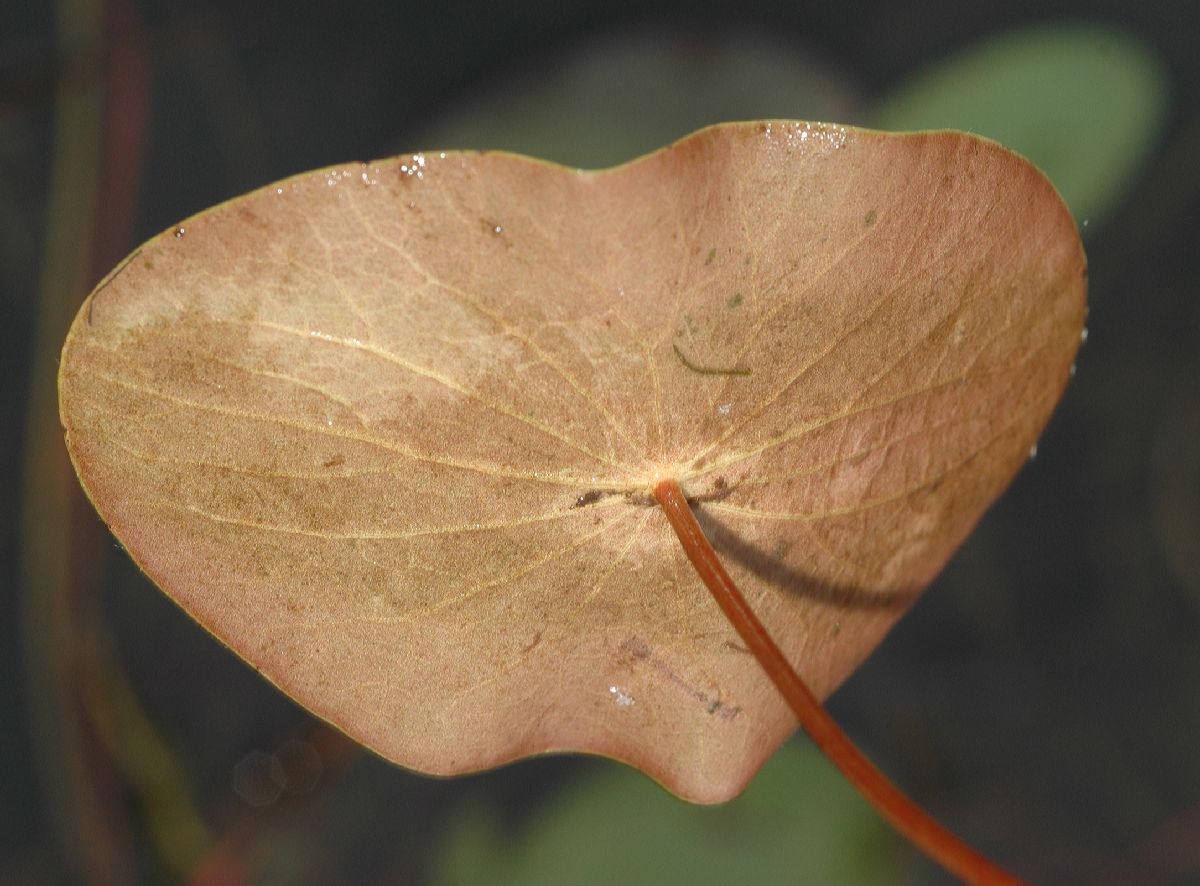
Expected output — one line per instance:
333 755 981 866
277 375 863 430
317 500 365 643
653 478 1028 886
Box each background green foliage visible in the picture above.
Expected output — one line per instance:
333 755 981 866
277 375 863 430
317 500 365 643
873 24 1169 225
436 744 901 886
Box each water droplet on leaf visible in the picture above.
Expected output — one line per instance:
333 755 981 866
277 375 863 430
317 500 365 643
609 685 635 707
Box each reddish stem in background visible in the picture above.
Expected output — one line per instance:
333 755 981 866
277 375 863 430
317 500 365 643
653 478 1029 886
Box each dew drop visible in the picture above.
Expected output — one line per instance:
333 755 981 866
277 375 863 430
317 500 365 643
1069 362 1077 378
717 402 732 418
1028 443 1038 461
400 153 427 179
1080 327 1089 345
609 685 635 708
174 226 186 238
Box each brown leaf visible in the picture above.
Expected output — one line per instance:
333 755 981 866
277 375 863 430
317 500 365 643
59 122 1085 803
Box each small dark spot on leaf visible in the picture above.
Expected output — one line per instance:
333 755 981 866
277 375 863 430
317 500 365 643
323 454 345 468
673 342 751 377
621 636 652 660
714 476 727 491
864 209 877 227
703 695 741 719
521 630 542 654
704 247 716 265
727 292 743 308
573 489 602 508
623 490 657 508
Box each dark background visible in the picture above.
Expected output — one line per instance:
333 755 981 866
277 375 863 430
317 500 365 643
4 0 1199 883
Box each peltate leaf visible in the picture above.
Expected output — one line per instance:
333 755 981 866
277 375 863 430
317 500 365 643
59 122 1085 802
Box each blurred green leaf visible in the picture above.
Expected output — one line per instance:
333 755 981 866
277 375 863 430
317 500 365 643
413 31 860 169
434 742 904 886
873 23 1169 226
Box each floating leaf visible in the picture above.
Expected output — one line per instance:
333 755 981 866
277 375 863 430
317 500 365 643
59 122 1085 803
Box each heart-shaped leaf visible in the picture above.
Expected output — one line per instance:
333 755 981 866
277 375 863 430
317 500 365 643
59 122 1085 803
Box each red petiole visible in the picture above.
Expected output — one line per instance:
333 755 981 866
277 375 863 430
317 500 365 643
653 478 1029 886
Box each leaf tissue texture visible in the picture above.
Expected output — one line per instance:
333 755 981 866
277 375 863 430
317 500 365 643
59 122 1085 803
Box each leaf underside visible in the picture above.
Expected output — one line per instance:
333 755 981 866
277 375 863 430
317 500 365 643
59 122 1085 803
